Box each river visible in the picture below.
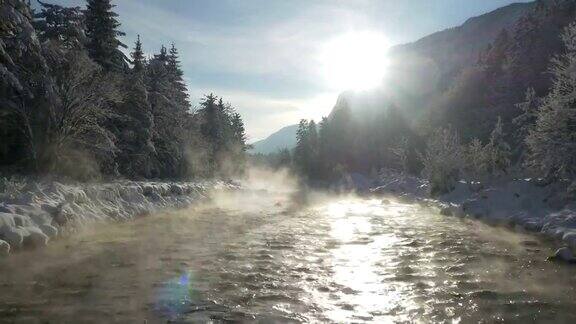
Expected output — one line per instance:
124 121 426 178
1 189 576 323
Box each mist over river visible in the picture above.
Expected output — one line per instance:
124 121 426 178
1 187 576 323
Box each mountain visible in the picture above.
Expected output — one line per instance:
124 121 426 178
388 2 534 90
329 2 537 123
313 0 576 176
250 124 298 154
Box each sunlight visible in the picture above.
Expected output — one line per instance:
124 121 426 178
319 31 390 91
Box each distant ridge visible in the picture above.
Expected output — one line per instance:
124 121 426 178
250 124 298 154
389 2 534 79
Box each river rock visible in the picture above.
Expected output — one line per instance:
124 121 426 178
12 214 33 227
39 224 58 239
26 227 49 247
523 221 543 232
0 212 16 229
548 247 575 262
0 204 13 213
0 240 9 256
2 227 26 248
563 232 576 249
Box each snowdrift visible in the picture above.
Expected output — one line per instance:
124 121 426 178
0 180 237 255
371 169 576 254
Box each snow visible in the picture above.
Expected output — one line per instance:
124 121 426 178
0 240 9 256
370 169 576 256
0 179 238 256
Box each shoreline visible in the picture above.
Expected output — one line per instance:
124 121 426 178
369 169 576 261
0 179 239 256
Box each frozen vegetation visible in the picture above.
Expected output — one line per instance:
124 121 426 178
0 178 238 255
371 169 576 261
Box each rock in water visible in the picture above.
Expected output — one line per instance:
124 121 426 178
26 227 49 247
548 247 575 262
0 240 9 256
2 227 25 248
39 224 58 239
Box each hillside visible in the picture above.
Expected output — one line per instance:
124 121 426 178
331 2 535 122
292 0 576 180
250 124 298 154
388 2 535 94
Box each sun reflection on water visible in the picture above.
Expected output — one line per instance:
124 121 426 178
313 198 423 322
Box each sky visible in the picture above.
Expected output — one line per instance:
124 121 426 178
39 0 531 141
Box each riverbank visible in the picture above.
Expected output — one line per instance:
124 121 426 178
0 178 239 255
370 169 576 259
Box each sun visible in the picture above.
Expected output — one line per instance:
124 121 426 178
319 31 390 92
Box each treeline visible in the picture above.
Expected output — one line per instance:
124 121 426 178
278 0 576 195
0 0 248 180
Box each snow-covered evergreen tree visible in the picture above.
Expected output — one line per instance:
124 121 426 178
85 0 127 71
0 0 49 169
527 22 576 183
130 35 145 73
34 1 86 49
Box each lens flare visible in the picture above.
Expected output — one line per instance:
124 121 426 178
319 31 390 91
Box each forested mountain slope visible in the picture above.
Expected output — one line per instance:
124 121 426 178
293 0 576 187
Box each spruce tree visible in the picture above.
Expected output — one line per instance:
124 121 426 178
85 0 127 71
131 35 145 73
294 120 310 176
167 44 190 111
155 45 168 62
231 112 248 152
146 47 187 178
33 1 85 48
306 120 319 177
168 43 184 80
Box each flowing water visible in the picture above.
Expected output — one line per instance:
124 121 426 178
1 190 576 323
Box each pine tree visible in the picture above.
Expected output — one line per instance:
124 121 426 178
168 43 183 79
114 35 155 178
306 120 319 176
155 45 168 62
131 35 145 73
85 0 127 71
168 44 189 103
33 1 85 49
199 94 222 144
231 112 248 152
0 0 51 171
294 119 309 174
197 93 222 173
146 48 187 178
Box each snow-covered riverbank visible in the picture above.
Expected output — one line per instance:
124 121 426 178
370 169 576 259
0 179 238 255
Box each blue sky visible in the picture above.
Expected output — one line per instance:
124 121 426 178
38 0 531 141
